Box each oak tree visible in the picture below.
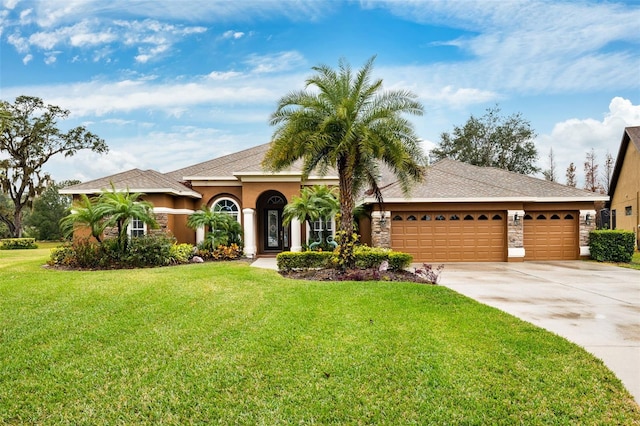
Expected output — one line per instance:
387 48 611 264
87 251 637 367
0 96 108 237
431 105 539 175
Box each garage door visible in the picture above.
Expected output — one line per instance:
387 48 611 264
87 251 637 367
523 211 578 260
391 212 506 262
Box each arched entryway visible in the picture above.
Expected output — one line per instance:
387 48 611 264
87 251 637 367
256 190 289 254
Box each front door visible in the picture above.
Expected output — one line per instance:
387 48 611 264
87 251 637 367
264 209 284 251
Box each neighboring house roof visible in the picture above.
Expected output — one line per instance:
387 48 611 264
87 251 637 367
608 126 640 203
60 168 202 199
371 158 609 203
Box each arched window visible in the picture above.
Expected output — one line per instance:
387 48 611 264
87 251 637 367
551 214 561 220
478 214 488 220
524 214 533 220
392 215 403 221
464 214 474 220
435 214 446 221
421 215 431 221
407 215 417 221
212 198 240 223
564 214 574 220
536 214 547 220
492 214 502 220
450 214 460 221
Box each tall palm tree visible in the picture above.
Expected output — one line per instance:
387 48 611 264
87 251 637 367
96 184 158 251
60 194 106 242
263 56 426 266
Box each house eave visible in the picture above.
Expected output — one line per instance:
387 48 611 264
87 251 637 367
362 196 610 204
59 188 202 199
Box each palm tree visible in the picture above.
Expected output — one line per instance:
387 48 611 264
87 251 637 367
96 184 158 251
263 56 426 266
60 194 106 242
187 205 242 249
283 185 339 247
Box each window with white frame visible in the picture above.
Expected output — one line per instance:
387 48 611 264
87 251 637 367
129 218 146 238
212 198 240 222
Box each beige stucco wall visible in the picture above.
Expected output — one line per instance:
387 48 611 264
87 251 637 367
610 141 640 246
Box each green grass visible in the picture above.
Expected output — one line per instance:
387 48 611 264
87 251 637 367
624 251 640 270
1 247 639 424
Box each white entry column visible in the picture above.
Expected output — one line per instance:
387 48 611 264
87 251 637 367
196 226 205 245
243 208 256 258
290 217 302 252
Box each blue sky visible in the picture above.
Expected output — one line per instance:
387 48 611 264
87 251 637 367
1 0 639 186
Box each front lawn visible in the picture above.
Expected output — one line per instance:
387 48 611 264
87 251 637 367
1 247 639 424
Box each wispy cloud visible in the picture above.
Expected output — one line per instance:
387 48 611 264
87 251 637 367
245 51 306 74
369 1 640 93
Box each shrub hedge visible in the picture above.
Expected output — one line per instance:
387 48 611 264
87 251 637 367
277 246 413 272
0 238 38 250
589 230 635 263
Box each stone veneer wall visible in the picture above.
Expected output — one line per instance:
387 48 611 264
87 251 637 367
370 211 391 249
579 210 597 248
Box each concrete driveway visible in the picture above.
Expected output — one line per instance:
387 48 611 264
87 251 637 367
437 261 640 404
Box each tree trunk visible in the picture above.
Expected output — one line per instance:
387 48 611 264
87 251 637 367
13 207 23 238
336 157 356 270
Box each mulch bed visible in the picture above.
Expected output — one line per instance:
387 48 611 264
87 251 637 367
279 268 435 283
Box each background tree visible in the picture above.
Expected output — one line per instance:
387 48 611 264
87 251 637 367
565 162 577 187
263 56 426 268
0 96 108 237
542 147 557 182
23 180 80 240
602 151 615 193
0 192 12 238
431 105 539 175
583 148 603 193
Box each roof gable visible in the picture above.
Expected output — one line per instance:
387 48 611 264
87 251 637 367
60 168 202 198
609 126 640 200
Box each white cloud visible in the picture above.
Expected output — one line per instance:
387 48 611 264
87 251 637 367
370 1 640 94
536 97 640 185
245 51 306 74
222 30 244 39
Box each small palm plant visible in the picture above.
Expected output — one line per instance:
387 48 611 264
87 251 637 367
283 185 339 249
60 194 106 242
94 184 158 252
187 205 242 250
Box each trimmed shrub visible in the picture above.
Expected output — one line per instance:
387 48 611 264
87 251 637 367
0 238 38 250
353 246 413 271
277 247 413 272
126 234 173 267
277 251 335 272
589 230 635 263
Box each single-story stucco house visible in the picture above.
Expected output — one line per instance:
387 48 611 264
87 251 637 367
608 126 640 248
61 142 608 262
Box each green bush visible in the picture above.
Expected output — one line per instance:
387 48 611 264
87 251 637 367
353 246 413 271
126 234 173 267
0 238 38 250
589 230 635 263
277 251 335 271
48 234 178 269
277 247 413 272
170 243 194 264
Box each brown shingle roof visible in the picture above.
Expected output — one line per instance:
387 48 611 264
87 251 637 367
60 168 201 198
375 158 608 201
